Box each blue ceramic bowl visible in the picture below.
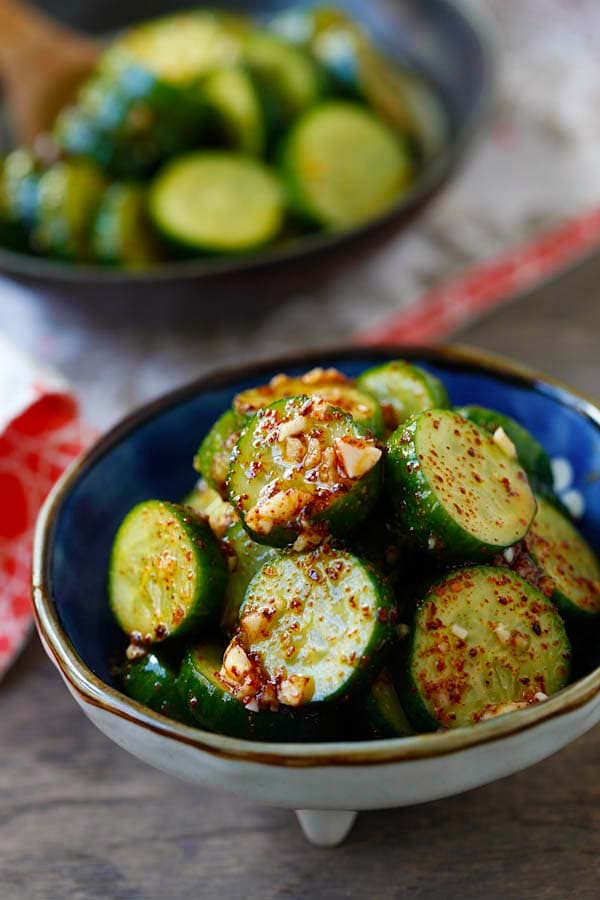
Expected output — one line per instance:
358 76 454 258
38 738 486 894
0 0 493 302
36 344 600 686
32 345 600 845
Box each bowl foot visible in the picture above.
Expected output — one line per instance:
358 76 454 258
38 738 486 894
295 809 358 847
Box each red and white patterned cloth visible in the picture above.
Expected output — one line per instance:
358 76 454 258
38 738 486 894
0 337 93 679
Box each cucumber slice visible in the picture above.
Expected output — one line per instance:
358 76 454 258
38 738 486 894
122 651 190 723
271 6 448 160
109 500 227 642
526 496 600 620
149 152 286 254
228 395 382 547
0 149 42 248
56 11 236 179
238 548 395 704
456 406 553 490
105 11 245 85
245 31 326 124
182 481 223 517
204 66 266 155
282 101 413 228
32 159 106 261
357 360 449 433
403 566 571 730
365 669 414 738
55 70 208 179
178 640 331 740
386 409 536 559
182 480 238 539
194 408 246 496
220 521 280 634
92 183 163 267
233 367 384 436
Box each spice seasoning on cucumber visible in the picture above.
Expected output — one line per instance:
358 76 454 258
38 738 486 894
228 394 382 547
386 409 536 559
107 360 598 744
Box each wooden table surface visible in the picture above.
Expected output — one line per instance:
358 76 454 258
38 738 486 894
3 256 600 900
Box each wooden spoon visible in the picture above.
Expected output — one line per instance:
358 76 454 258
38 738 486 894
0 0 99 145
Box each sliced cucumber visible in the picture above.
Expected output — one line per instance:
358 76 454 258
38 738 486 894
55 11 239 179
526 496 600 620
357 360 449 433
105 11 245 85
282 101 413 228
403 566 571 730
194 408 246 496
55 71 208 179
178 640 331 740
149 152 286 254
456 406 553 491
271 6 448 160
245 30 326 125
233 367 384 436
92 183 163 266
32 159 106 261
239 548 395 704
221 521 280 634
181 480 238 539
122 651 190 723
364 669 414 738
229 395 382 547
182 481 223 517
0 149 42 248
386 409 536 560
109 500 227 642
204 66 266 155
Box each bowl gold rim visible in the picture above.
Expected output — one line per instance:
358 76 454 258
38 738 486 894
32 343 600 768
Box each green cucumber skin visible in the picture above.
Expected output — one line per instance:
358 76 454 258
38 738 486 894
526 498 600 623
32 160 107 261
194 408 246 496
229 397 382 548
203 66 267 156
240 550 396 704
364 669 415 738
177 644 334 741
55 68 207 179
92 183 164 267
148 152 286 256
245 32 329 128
399 566 572 732
122 652 192 724
109 500 227 641
386 413 533 561
220 521 280 634
548 584 599 625
0 150 42 249
234 379 385 438
280 101 412 230
456 405 553 490
357 361 449 431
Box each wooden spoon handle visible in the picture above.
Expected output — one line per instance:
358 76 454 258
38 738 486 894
0 0 68 78
0 0 98 143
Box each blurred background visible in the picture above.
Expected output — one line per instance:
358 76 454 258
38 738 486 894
0 0 599 428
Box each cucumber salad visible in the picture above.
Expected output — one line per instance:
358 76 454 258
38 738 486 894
0 6 448 267
108 361 599 741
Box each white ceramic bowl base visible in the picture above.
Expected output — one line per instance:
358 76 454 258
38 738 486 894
58 664 600 846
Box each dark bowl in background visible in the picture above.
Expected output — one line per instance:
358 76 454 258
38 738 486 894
0 0 494 303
